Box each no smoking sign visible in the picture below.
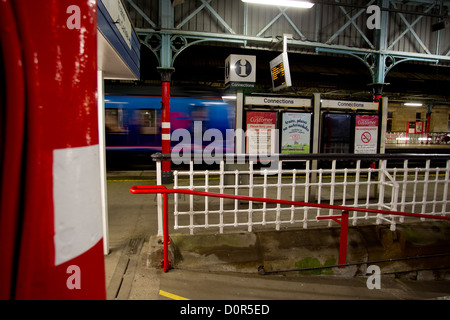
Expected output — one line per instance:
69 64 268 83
354 115 378 154
361 131 371 144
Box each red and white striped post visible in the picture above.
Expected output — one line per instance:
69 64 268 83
8 0 105 299
158 67 175 184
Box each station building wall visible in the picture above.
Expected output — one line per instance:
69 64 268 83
387 103 450 133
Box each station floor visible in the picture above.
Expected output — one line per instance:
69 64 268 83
103 170 450 301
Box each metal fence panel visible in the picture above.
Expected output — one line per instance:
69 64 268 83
151 154 450 235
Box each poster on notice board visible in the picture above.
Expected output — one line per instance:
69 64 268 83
281 113 311 154
354 115 378 154
246 112 278 154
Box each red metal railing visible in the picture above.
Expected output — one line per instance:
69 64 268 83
130 185 450 272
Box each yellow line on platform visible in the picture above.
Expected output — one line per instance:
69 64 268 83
107 179 156 182
159 290 190 300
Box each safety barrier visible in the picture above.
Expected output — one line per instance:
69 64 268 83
130 184 450 272
151 153 450 236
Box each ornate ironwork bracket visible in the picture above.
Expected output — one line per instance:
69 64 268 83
316 47 439 88
141 32 245 68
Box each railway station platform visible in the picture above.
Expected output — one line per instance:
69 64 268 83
385 143 450 154
104 170 450 301
4 0 450 303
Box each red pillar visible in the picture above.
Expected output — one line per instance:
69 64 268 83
162 82 171 173
9 0 105 299
0 0 26 299
158 68 175 184
338 211 349 267
373 93 382 102
162 192 171 272
372 83 383 103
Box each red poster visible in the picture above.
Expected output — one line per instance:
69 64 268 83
246 112 278 154
354 115 378 154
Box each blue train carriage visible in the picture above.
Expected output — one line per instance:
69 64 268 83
104 95 235 168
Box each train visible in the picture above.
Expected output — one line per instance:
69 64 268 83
104 94 236 169
104 93 450 170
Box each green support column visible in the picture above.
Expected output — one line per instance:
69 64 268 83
158 0 175 183
370 0 389 101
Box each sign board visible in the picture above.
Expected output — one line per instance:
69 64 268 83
354 115 378 154
101 0 132 49
281 113 311 154
225 54 256 88
407 121 423 134
321 99 378 110
270 52 292 91
246 112 278 154
416 121 423 134
245 96 311 107
407 121 416 134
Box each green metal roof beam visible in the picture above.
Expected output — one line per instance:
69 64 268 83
137 27 450 62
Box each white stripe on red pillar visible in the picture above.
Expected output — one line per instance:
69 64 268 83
53 145 103 266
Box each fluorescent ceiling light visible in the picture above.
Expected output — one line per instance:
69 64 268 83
404 102 423 107
242 0 314 9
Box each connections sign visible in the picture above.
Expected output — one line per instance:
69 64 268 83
245 96 311 107
321 99 378 110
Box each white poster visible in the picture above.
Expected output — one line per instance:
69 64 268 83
246 112 277 154
281 113 311 154
247 125 275 154
354 115 378 154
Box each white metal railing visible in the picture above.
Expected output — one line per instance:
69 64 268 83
153 154 450 235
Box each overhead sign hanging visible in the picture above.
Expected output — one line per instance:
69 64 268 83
270 52 292 91
225 54 256 89
354 115 378 154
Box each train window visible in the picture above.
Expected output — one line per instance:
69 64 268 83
105 108 124 133
139 109 157 135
